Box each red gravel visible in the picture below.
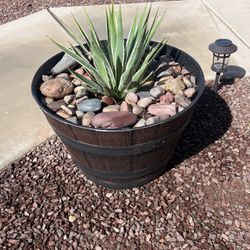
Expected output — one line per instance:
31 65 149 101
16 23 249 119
0 78 250 249
0 0 170 25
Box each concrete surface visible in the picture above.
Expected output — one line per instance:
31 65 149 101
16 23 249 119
0 0 250 169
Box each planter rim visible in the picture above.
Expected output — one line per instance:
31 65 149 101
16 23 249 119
31 42 205 133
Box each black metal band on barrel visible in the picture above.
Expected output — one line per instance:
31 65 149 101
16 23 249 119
52 121 189 157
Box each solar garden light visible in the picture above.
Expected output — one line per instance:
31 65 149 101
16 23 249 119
209 39 237 92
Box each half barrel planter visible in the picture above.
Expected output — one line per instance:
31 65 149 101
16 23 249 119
32 43 205 189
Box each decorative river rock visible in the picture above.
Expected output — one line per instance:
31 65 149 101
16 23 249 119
51 53 78 75
148 104 177 117
40 78 74 99
41 55 198 129
92 111 138 129
77 98 101 112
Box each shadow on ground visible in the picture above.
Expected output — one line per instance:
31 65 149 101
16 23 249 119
168 86 232 167
219 65 246 89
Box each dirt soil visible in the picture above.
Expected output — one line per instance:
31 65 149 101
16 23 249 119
0 0 172 25
0 78 249 249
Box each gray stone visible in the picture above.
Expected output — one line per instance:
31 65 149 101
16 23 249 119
66 116 78 124
77 98 101 112
64 94 75 104
132 104 143 116
150 86 165 99
190 75 196 85
137 97 153 108
136 91 151 99
76 110 84 119
174 94 192 108
51 53 78 75
157 69 173 79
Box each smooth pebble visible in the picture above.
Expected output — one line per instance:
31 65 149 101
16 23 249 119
150 86 165 99
137 97 153 108
146 116 160 125
77 98 101 112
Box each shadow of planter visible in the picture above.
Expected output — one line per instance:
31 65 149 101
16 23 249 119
169 87 232 167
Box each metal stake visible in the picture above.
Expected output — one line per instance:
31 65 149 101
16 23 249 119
212 72 221 92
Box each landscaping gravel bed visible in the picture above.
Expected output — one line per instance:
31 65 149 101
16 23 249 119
0 0 172 25
0 78 250 249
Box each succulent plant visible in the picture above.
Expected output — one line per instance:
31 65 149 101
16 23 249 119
48 4 165 100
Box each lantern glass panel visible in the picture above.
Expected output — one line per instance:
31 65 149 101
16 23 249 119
212 53 230 72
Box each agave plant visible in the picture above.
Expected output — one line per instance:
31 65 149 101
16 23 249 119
47 4 165 100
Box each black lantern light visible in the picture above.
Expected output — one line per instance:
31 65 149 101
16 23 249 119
209 39 237 92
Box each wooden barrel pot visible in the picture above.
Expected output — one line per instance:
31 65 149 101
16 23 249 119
32 43 205 189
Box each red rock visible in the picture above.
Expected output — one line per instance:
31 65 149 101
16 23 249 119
70 68 85 78
83 73 92 81
159 96 170 105
120 101 132 112
160 92 174 104
148 104 177 117
47 99 65 112
40 78 74 99
92 111 138 129
101 96 114 105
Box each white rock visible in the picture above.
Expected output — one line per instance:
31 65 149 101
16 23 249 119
134 119 146 127
146 116 160 125
137 97 153 108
